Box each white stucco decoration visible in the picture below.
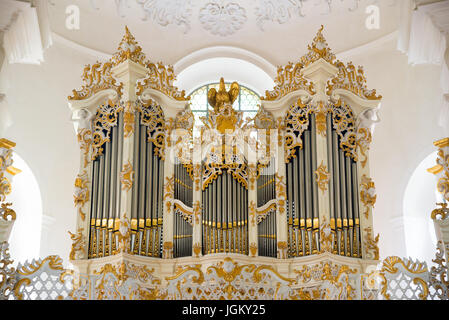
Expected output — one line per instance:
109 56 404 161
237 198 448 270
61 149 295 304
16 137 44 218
136 0 193 33
199 1 247 37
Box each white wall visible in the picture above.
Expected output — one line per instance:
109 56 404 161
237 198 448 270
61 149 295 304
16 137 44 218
346 39 445 260
0 41 89 264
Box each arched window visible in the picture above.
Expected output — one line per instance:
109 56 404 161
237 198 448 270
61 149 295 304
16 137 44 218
189 82 260 127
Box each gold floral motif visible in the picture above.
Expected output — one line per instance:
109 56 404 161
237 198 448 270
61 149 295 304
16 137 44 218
137 101 166 159
277 241 288 259
192 164 201 191
91 100 122 161
327 61 382 101
275 173 286 214
193 243 201 258
315 161 330 193
192 201 201 225
1 203 16 221
249 201 256 227
68 61 123 101
162 241 173 259
431 203 449 220
73 170 89 221
381 256 428 275
356 127 372 168
123 102 135 138
434 141 449 202
164 175 175 200
16 255 63 276
262 62 315 101
330 100 357 160
319 219 333 253
0 176 11 203
249 243 257 257
117 216 131 254
360 175 376 219
68 228 85 260
248 164 257 190
315 101 328 137
363 227 379 260
121 161 134 192
77 128 92 168
284 99 313 162
136 61 188 101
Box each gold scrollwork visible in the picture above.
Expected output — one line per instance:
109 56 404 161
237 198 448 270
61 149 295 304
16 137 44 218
360 175 376 219
68 228 85 260
363 227 379 260
315 161 330 193
121 161 134 192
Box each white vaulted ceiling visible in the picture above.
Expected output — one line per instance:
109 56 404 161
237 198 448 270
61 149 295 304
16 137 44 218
48 0 401 67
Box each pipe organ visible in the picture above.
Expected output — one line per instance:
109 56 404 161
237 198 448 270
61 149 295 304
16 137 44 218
257 160 277 257
68 26 382 284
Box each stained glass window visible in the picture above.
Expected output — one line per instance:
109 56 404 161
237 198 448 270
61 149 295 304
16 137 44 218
188 82 260 128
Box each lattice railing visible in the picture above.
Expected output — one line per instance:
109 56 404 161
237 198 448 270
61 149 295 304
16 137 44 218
0 240 448 300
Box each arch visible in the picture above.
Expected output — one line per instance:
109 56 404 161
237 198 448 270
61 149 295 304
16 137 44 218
403 151 439 265
8 152 43 264
174 54 275 96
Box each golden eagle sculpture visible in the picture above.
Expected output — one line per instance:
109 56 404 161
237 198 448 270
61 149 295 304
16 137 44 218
207 77 240 112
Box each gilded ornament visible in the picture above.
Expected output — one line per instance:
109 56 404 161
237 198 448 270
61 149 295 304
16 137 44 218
249 243 257 257
319 219 333 253
123 102 135 138
136 61 188 101
68 228 85 260
277 241 288 259
111 26 148 67
162 241 173 259
431 203 449 220
117 216 131 253
68 61 123 101
193 243 201 258
327 61 382 101
315 161 330 193
73 170 89 221
275 173 286 214
192 201 201 225
363 227 379 260
356 127 372 168
207 77 239 112
300 25 336 67
16 255 64 276
360 175 376 219
0 203 16 221
249 201 256 227
262 62 315 101
77 128 92 168
91 100 122 161
121 161 134 191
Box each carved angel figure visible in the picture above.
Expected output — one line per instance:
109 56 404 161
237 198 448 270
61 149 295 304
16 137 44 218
207 77 239 111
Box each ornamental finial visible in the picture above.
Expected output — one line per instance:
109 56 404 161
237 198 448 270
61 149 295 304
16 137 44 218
111 25 147 66
301 25 336 67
